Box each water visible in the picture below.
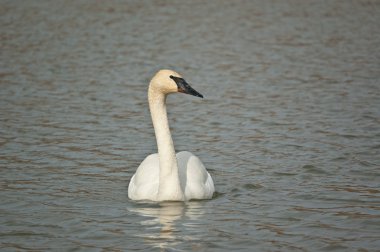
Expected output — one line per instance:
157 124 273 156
1 0 379 251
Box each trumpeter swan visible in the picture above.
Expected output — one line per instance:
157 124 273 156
128 69 215 201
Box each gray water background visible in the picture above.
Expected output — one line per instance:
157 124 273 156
1 0 379 251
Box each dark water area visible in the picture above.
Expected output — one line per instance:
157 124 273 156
1 0 379 251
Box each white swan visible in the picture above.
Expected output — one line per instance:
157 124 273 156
128 69 215 201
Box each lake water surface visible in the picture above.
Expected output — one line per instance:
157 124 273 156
1 0 380 251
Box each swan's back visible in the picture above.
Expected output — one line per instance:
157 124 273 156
177 151 215 200
128 154 160 201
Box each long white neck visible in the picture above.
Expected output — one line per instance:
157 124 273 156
148 85 184 201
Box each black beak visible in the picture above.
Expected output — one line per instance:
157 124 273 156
170 75 203 98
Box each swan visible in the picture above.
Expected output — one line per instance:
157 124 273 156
128 69 215 201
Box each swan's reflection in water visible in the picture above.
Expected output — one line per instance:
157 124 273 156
129 201 205 250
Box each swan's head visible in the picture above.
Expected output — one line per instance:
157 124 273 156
150 69 203 98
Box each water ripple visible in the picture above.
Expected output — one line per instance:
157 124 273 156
1 0 380 251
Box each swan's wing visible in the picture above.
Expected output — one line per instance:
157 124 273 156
128 153 159 201
176 151 215 200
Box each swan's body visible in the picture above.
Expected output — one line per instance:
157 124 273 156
128 70 215 201
128 151 214 201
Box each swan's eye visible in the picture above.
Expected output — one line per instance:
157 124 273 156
170 75 184 82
